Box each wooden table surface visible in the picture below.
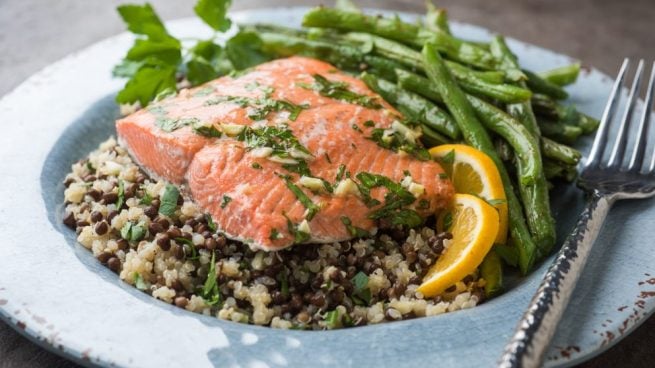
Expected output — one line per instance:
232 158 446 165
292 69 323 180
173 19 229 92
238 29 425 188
1 0 653 366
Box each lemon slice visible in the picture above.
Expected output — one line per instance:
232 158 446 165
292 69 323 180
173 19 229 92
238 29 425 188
430 144 508 244
418 194 499 298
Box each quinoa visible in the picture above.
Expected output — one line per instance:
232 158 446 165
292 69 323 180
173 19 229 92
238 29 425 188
62 138 485 329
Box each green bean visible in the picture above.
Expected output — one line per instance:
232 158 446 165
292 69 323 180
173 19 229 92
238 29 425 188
532 93 599 134
335 0 360 12
495 138 514 162
538 120 584 144
422 43 537 274
302 7 497 70
344 33 530 103
538 63 580 86
489 38 527 82
421 124 451 146
490 35 556 254
466 96 542 185
257 32 364 71
541 137 581 166
523 69 569 100
480 249 504 297
362 55 408 82
395 68 540 184
544 160 577 182
425 2 451 35
360 73 461 139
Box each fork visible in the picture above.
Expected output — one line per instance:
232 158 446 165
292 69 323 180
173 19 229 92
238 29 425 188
498 58 655 368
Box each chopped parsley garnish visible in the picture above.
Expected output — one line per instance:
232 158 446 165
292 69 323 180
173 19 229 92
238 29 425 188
276 268 289 297
175 237 199 260
438 173 449 180
282 160 312 177
220 195 232 209
351 271 372 306
139 191 153 205
335 164 347 182
155 116 198 132
159 184 180 217
285 216 311 244
352 124 362 132
324 310 341 329
300 74 383 109
281 177 320 221
133 272 148 290
192 120 222 137
86 161 95 173
201 252 222 306
116 180 125 209
269 228 282 240
204 95 307 121
363 120 375 127
355 172 423 228
121 222 146 242
251 162 263 170
418 199 430 210
205 214 217 232
443 211 454 231
440 149 455 165
237 125 313 173
340 216 370 238
324 153 332 163
369 127 430 161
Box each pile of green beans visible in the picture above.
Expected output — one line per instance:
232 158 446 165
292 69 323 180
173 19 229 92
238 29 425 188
247 2 599 293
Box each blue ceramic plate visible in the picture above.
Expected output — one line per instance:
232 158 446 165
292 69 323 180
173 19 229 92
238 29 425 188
1 7 654 368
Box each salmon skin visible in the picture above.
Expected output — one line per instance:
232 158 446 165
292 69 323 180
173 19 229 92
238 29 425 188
117 56 454 251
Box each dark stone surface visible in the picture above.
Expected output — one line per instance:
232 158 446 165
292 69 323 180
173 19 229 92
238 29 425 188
1 1 653 367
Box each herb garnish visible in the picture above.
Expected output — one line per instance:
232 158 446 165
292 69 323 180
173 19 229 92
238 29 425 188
175 237 199 260
269 228 282 240
251 162 263 170
139 190 152 205
220 195 232 209
324 310 341 329
133 272 148 290
300 74 383 109
351 271 372 306
159 184 180 217
121 222 146 242
363 120 375 127
355 172 423 228
335 164 347 182
281 177 320 221
340 216 370 238
155 116 198 132
192 120 222 137
201 252 222 306
116 180 125 209
276 268 290 298
237 125 313 169
368 127 430 161
205 214 217 232
204 95 307 121
114 1 245 106
285 215 311 244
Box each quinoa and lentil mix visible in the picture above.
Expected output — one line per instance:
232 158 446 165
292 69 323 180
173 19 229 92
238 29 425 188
62 138 485 329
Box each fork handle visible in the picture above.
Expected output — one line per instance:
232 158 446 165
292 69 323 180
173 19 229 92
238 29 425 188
498 191 615 368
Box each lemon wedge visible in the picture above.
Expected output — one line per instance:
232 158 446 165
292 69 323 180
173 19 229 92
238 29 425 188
417 194 499 298
430 144 508 244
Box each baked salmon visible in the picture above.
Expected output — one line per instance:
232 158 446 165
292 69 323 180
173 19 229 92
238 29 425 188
117 56 454 250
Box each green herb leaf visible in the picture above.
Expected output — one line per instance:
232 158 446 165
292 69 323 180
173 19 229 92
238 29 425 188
285 215 311 244
121 222 146 242
355 172 423 228
202 252 222 306
117 4 169 40
120 222 132 240
269 228 282 240
301 74 382 109
281 177 320 221
175 237 199 260
324 310 341 329
116 180 125 209
133 272 149 290
194 0 232 32
139 191 153 205
220 195 232 209
340 216 370 238
206 214 217 232
277 268 290 297
159 184 180 217
351 271 372 306
251 162 263 170
225 30 270 70
116 65 178 107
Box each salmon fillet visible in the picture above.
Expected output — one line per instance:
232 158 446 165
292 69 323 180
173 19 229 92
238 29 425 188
117 56 454 250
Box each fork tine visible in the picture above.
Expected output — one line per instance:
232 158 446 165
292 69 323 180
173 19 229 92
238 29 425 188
630 61 655 172
607 59 645 169
585 58 630 168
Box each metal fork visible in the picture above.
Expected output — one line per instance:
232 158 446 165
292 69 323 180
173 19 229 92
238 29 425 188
498 58 655 368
